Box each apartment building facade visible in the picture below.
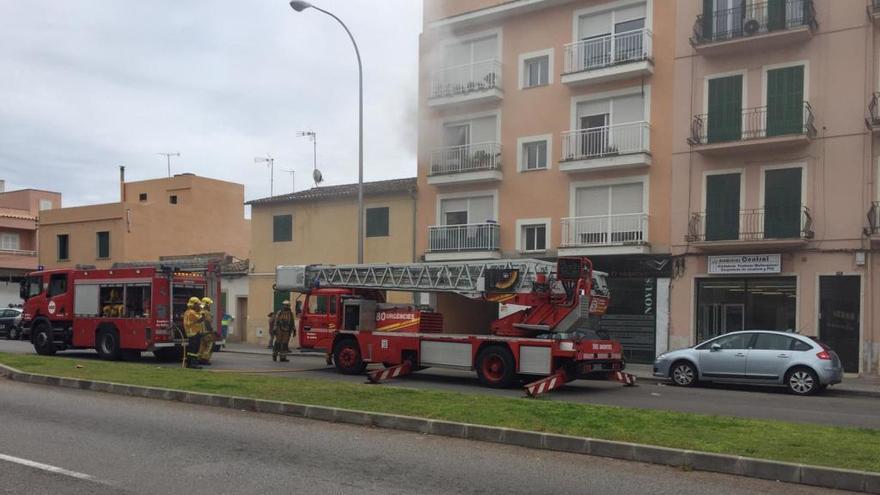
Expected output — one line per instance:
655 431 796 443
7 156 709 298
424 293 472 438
670 0 880 374
418 0 675 363
0 182 61 307
245 178 417 345
38 172 250 269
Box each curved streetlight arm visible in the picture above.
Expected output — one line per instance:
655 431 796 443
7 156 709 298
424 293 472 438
293 3 364 263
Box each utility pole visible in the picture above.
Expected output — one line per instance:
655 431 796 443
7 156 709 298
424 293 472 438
254 155 275 196
158 152 180 177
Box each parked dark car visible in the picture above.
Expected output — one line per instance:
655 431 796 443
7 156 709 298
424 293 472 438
0 307 23 340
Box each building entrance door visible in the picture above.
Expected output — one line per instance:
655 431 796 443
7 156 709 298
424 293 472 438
235 297 248 343
819 276 860 373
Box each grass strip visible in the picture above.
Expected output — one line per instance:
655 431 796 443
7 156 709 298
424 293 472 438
2 351 878 473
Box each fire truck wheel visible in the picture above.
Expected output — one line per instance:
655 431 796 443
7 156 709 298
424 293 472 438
32 323 56 356
153 347 183 362
96 328 122 361
476 345 517 388
333 339 366 375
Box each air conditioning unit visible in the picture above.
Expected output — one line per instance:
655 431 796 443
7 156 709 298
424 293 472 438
743 19 760 35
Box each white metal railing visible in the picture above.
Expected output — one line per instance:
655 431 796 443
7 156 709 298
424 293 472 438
561 121 650 161
561 213 648 247
429 59 503 99
429 142 502 176
0 248 37 256
427 223 500 252
564 28 652 74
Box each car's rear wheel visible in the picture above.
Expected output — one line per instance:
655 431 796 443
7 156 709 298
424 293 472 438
670 361 697 387
786 367 819 395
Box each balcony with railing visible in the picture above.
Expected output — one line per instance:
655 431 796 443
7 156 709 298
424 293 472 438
867 202 880 243
561 28 653 85
427 142 502 186
560 213 649 254
560 121 651 172
691 0 816 54
425 223 501 260
688 102 816 154
686 206 813 250
428 59 503 108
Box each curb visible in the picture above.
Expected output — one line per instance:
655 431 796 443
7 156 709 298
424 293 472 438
636 375 880 400
1 363 877 494
222 348 326 358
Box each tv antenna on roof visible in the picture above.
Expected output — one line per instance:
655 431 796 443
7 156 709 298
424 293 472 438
297 130 321 186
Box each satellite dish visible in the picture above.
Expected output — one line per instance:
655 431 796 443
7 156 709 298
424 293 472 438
312 169 323 186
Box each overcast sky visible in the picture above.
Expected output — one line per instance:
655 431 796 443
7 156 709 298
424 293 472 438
0 0 422 208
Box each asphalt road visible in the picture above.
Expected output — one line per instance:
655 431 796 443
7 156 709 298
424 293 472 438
0 380 851 495
2 340 879 429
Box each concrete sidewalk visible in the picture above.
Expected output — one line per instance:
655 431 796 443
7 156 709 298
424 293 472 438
223 343 879 398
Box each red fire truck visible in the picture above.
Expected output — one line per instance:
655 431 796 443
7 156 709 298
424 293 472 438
275 257 632 396
19 261 221 361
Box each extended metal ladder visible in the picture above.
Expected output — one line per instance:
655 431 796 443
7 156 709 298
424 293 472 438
275 259 560 296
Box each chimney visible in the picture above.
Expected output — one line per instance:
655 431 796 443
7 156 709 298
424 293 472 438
119 166 126 202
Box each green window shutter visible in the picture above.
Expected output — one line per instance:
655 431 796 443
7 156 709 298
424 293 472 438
707 75 743 143
702 0 714 40
764 168 802 239
766 66 804 137
705 173 741 241
366 207 390 237
273 214 293 242
767 0 786 31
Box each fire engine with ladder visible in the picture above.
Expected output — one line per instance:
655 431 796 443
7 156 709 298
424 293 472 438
275 256 635 397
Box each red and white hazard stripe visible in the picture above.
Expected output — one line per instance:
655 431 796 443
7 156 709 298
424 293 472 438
524 370 568 397
366 361 413 384
610 371 637 386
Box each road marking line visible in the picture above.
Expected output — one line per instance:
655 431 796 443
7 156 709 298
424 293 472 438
0 453 95 481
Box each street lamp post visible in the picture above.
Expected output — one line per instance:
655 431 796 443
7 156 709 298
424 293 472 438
289 0 364 264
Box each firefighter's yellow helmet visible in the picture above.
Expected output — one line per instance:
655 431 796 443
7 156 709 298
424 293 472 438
201 297 213 306
187 296 201 307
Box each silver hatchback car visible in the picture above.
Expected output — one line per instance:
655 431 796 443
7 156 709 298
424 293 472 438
653 330 843 395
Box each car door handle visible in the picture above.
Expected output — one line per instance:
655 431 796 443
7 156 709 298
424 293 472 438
303 326 311 331
777 354 790 358
735 353 746 357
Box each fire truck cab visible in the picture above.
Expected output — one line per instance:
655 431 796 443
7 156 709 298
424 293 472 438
20 265 220 361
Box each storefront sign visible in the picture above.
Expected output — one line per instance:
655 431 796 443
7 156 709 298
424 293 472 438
708 254 781 274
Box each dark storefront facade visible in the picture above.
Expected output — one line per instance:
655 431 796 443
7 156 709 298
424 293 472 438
591 255 671 364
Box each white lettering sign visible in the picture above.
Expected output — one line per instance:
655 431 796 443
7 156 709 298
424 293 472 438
708 254 781 275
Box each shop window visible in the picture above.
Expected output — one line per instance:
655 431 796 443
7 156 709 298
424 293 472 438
696 277 796 342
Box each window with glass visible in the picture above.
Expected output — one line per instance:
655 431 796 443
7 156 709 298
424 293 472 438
575 93 644 157
577 3 647 69
573 182 644 245
0 232 20 251
57 234 69 261
48 273 68 298
308 295 336 315
523 55 549 88
96 231 110 259
522 140 547 170
522 224 547 252
696 277 797 342
39 199 53 211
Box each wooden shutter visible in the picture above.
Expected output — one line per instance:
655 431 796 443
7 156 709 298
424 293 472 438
767 0 786 31
702 0 714 40
764 168 802 238
707 75 743 143
766 66 804 137
705 173 741 241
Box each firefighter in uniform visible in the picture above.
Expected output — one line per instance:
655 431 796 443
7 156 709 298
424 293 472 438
183 297 205 369
198 297 216 365
272 300 295 362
